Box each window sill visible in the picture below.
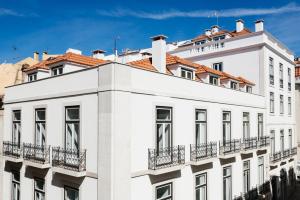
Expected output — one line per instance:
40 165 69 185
269 113 275 116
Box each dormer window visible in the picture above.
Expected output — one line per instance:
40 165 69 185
195 40 206 45
181 68 193 80
213 35 225 41
246 86 252 93
230 81 238 90
28 73 37 82
209 75 219 85
51 65 63 76
213 62 223 71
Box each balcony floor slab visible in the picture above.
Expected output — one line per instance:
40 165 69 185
52 167 86 178
189 157 215 166
24 160 50 169
4 156 23 163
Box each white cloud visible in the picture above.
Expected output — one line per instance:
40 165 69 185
0 8 24 17
97 3 300 20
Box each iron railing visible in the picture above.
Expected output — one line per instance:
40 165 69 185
258 181 271 195
290 147 297 156
23 143 50 164
241 137 257 151
282 149 290 159
148 145 185 170
2 141 22 158
219 139 241 155
52 147 86 172
258 136 270 148
190 142 217 162
270 151 281 163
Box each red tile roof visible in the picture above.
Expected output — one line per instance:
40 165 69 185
295 67 300 77
237 76 255 86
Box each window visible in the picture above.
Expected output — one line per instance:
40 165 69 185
64 186 79 200
258 157 264 185
270 130 275 154
280 95 284 114
230 82 238 90
181 68 193 80
156 107 172 151
246 86 252 93
280 130 284 152
288 97 291 115
65 106 80 151
279 63 283 89
270 92 274 113
156 183 172 200
243 161 250 193
52 65 63 76
195 173 207 200
213 35 225 41
213 62 223 71
12 171 20 200
34 178 45 200
223 166 232 200
258 114 263 139
12 110 21 147
28 73 37 82
243 112 250 139
288 68 291 91
222 112 231 143
269 57 274 85
195 40 206 45
195 110 207 145
289 129 292 149
209 75 219 85
35 109 46 146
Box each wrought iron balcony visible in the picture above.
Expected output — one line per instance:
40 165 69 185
258 136 270 148
219 139 241 156
2 141 22 159
23 143 50 164
52 147 86 172
148 145 185 170
190 142 217 162
290 147 297 156
270 151 281 163
282 149 290 159
241 137 257 151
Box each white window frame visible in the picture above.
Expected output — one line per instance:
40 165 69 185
181 68 193 80
51 65 64 76
155 182 172 200
288 97 291 115
65 106 80 151
209 75 219 85
230 81 238 90
28 72 37 82
279 63 283 89
270 92 274 113
243 160 250 193
269 57 274 85
246 86 252 93
270 130 275 154
288 68 291 91
280 95 284 114
34 178 45 200
288 129 292 149
195 173 207 200
12 171 20 200
258 157 264 185
35 108 46 146
223 166 232 200
64 186 79 200
222 111 231 143
212 62 223 71
156 107 172 151
258 114 263 139
12 110 21 147
195 109 207 145
243 112 250 139
280 130 284 152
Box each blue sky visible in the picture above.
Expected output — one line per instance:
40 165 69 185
1 0 300 63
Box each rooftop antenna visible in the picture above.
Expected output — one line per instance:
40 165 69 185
114 36 120 61
214 11 219 26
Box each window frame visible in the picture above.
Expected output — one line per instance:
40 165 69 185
243 160 250 193
288 129 292 149
35 108 46 146
34 178 45 200
288 68 291 91
11 171 20 200
209 75 219 85
279 63 283 89
258 156 264 185
195 173 207 200
155 182 173 200
28 72 37 82
246 86 252 93
156 106 173 151
280 95 284 114
269 57 274 85
280 130 284 152
12 110 21 147
270 92 274 113
195 109 207 145
51 65 64 76
230 81 238 90
181 68 193 80
288 97 292 115
64 186 79 200
258 113 263 139
223 166 232 200
243 112 250 139
212 62 223 71
65 106 80 151
222 111 231 143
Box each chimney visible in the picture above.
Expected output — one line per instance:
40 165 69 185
42 51 48 60
236 19 244 32
255 19 264 32
205 29 212 36
151 35 167 73
92 49 106 59
33 51 39 61
66 48 82 55
211 25 220 34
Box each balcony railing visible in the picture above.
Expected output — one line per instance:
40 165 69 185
270 151 281 163
219 139 241 156
258 181 271 195
190 142 217 162
2 141 22 158
241 137 257 151
23 143 50 164
282 149 290 159
148 145 185 170
258 136 270 148
52 147 86 172
290 147 297 156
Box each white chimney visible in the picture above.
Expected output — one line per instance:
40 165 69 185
66 48 82 55
42 51 48 60
255 19 264 32
211 25 220 34
33 51 39 61
151 35 167 73
205 29 212 36
236 19 244 32
92 49 106 59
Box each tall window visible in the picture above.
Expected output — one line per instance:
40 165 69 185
289 129 292 149
288 97 292 115
269 57 274 85
65 106 80 151
222 112 231 143
280 130 284 152
213 62 223 71
270 130 275 154
246 86 252 93
243 112 250 139
195 110 207 145
12 171 20 200
209 75 219 85
52 65 63 76
288 68 291 91
156 183 172 200
280 95 284 114
230 82 238 90
28 73 37 82
243 161 250 193
223 166 232 200
258 114 263 139
279 63 283 89
270 92 274 113
195 173 207 200
64 186 79 200
258 157 264 185
181 68 193 80
156 107 172 151
34 178 45 200
35 108 46 146
12 110 21 147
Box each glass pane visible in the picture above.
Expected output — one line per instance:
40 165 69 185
36 110 46 121
156 184 171 199
13 111 21 121
66 108 80 120
243 113 249 121
223 112 230 121
13 172 20 182
35 179 44 191
164 124 171 148
196 123 207 144
157 109 171 121
157 124 163 150
65 188 79 200
196 111 206 121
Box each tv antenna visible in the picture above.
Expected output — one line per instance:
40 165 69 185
114 36 120 61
